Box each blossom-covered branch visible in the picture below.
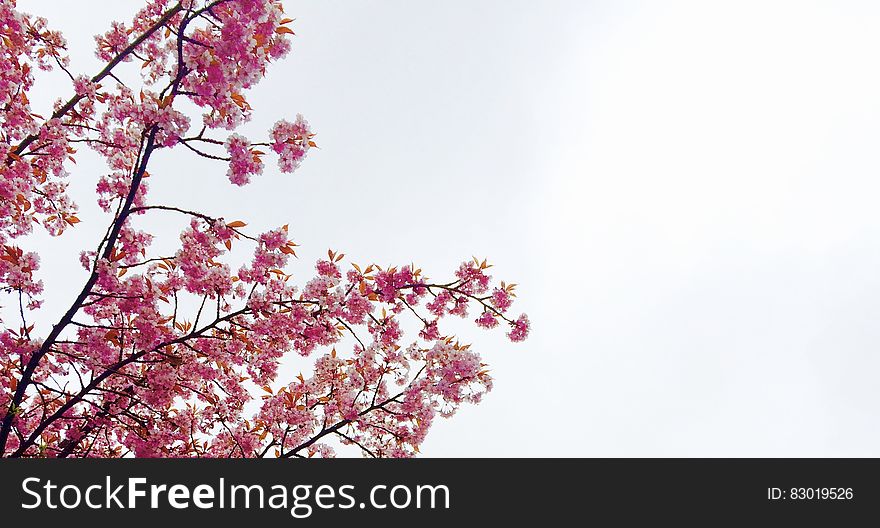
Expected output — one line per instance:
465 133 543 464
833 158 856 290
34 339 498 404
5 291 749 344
0 0 529 458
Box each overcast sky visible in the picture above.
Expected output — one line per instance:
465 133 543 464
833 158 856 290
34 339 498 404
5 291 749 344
15 0 880 456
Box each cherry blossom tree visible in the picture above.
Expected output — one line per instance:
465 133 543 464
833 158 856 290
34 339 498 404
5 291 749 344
0 0 529 458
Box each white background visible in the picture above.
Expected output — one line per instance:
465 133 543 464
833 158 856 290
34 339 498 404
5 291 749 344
15 0 880 456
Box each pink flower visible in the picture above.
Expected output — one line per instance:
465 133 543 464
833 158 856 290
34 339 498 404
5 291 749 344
258 228 288 251
419 320 440 341
475 311 499 329
455 261 490 294
73 75 97 98
490 288 512 312
507 314 530 342
225 133 263 185
271 114 311 173
426 290 451 316
316 259 341 278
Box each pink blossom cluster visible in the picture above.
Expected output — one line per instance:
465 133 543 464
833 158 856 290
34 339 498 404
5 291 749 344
0 245 43 307
181 0 292 129
94 0 177 83
0 0 78 245
271 115 312 173
224 134 263 185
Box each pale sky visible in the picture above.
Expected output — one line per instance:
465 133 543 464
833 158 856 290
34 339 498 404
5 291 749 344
14 0 880 456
